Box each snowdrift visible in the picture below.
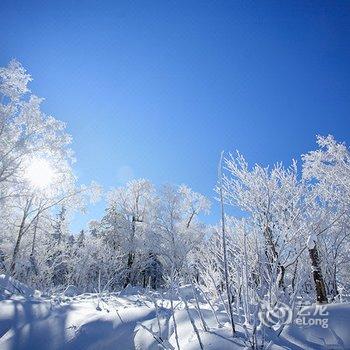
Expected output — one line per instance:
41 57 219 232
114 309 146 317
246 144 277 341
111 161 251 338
0 281 349 350
0 275 35 299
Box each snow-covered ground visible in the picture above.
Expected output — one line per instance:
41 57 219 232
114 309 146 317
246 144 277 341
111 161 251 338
1 276 349 349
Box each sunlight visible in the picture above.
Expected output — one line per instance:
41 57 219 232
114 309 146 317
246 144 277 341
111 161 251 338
25 158 55 189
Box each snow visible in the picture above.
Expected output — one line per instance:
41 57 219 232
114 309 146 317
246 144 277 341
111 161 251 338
274 303 350 350
63 285 79 297
0 274 35 299
0 279 240 350
1 281 350 350
307 234 317 250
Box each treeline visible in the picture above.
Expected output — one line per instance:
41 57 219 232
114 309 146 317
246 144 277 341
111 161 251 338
1 61 349 316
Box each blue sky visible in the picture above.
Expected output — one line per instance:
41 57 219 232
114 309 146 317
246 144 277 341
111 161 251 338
1 1 349 231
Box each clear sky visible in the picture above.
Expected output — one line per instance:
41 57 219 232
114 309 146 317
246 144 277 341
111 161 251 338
1 1 349 231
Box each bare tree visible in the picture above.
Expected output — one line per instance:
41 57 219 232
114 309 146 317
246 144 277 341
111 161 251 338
218 151 236 336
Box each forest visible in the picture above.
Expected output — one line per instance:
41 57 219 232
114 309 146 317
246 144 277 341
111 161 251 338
1 60 349 349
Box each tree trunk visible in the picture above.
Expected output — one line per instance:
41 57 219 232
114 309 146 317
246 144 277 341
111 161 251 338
11 234 22 274
124 215 136 287
124 252 134 287
291 259 299 293
218 151 236 336
308 244 327 304
10 216 26 274
10 199 33 275
332 265 339 299
264 226 285 289
28 217 39 278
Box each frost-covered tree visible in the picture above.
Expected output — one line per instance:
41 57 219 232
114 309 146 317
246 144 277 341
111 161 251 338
103 179 156 287
221 153 305 301
152 184 210 276
0 60 73 198
215 135 350 309
0 60 76 275
302 135 350 302
100 181 210 289
0 60 99 282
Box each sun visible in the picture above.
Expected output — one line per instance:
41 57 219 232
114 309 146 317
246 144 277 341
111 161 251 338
25 158 55 189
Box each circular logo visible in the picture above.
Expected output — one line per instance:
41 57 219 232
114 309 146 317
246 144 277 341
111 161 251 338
258 301 293 328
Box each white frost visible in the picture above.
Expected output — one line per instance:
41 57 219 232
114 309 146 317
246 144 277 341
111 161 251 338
307 234 318 250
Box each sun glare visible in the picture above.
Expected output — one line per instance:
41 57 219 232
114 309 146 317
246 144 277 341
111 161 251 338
25 158 55 189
